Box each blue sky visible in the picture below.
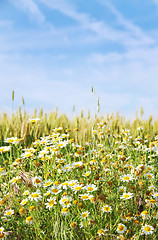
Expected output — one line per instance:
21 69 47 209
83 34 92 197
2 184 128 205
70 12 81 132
1 0 158 118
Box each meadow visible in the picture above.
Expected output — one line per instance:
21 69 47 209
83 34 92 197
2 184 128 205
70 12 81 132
0 108 157 239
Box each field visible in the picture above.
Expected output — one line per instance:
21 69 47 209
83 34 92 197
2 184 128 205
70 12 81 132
0 109 158 239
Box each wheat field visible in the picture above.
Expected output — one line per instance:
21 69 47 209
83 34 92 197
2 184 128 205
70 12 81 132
0 108 157 239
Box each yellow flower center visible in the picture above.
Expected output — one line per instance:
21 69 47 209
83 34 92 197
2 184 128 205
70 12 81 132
82 196 89 200
69 183 75 187
6 211 12 216
118 225 124 231
75 164 80 167
146 174 152 178
82 213 88 218
62 208 69 213
29 206 35 211
123 194 130 198
62 183 69 186
35 179 41 183
54 181 60 185
49 200 55 206
87 187 94 191
75 187 82 191
104 207 110 211
144 226 151 232
98 230 104 235
85 173 90 177
123 177 130 181
52 189 59 193
149 199 156 204
31 193 39 198
26 216 33 221
45 182 51 186
142 211 149 215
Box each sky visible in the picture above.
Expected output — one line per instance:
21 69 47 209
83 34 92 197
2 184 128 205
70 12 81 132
1 0 158 119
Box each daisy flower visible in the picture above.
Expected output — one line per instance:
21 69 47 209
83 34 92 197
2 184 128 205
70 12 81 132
44 191 51 197
9 176 21 185
60 181 69 190
141 225 154 235
68 180 78 188
61 208 69 215
82 171 91 177
28 118 40 123
131 233 138 239
23 190 30 196
144 173 154 179
120 192 133 200
0 146 10 153
45 197 57 210
117 224 127 234
43 180 53 188
28 190 42 202
73 161 83 168
153 212 158 219
140 211 150 219
120 174 134 182
20 198 28 206
97 228 108 236
84 184 97 192
118 186 126 193
146 198 157 207
102 205 112 213
79 194 91 201
50 185 62 195
62 164 73 172
4 209 14 217
4 137 20 144
21 151 33 158
59 196 72 207
148 185 156 191
0 227 4 233
26 216 34 224
32 176 42 187
145 165 154 172
72 184 84 193
80 211 90 219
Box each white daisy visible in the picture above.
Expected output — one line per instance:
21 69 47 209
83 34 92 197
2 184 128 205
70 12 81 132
102 205 112 213
117 223 127 234
120 192 133 200
141 225 154 235
45 197 57 210
28 190 42 202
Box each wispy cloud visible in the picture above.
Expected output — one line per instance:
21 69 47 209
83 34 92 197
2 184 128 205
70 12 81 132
9 0 46 24
97 0 155 46
39 0 155 48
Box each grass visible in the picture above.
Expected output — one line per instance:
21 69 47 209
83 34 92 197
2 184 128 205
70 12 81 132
0 109 157 239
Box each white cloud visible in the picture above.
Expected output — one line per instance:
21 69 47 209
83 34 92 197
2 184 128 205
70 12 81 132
9 0 45 24
97 0 155 46
39 0 152 47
